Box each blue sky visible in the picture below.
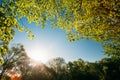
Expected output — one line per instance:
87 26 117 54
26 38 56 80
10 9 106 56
10 18 107 63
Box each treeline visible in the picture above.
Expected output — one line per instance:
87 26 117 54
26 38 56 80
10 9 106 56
22 57 120 80
0 44 120 80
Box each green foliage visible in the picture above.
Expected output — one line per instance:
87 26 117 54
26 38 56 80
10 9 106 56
98 57 120 80
1 46 119 80
0 44 29 79
20 57 120 80
66 59 100 80
0 0 119 60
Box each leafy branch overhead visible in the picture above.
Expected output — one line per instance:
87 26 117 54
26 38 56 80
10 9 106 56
0 0 120 58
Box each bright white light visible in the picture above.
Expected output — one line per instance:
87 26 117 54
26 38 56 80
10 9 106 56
26 44 54 63
28 48 48 63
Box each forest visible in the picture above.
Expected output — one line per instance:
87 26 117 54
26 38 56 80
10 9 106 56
0 44 120 80
0 0 120 80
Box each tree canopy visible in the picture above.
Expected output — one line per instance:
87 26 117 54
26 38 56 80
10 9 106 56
0 44 29 79
2 56 119 80
0 0 120 61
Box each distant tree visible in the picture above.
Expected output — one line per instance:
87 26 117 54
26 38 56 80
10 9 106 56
66 59 100 80
47 57 66 80
66 59 85 80
84 62 101 80
47 57 65 71
0 44 29 80
23 63 55 80
98 57 120 80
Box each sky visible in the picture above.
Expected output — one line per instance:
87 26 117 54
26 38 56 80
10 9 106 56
10 18 107 63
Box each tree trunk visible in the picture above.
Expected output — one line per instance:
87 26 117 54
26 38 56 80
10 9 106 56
0 70 5 80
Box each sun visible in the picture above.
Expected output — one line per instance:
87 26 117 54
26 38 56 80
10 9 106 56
26 47 49 63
